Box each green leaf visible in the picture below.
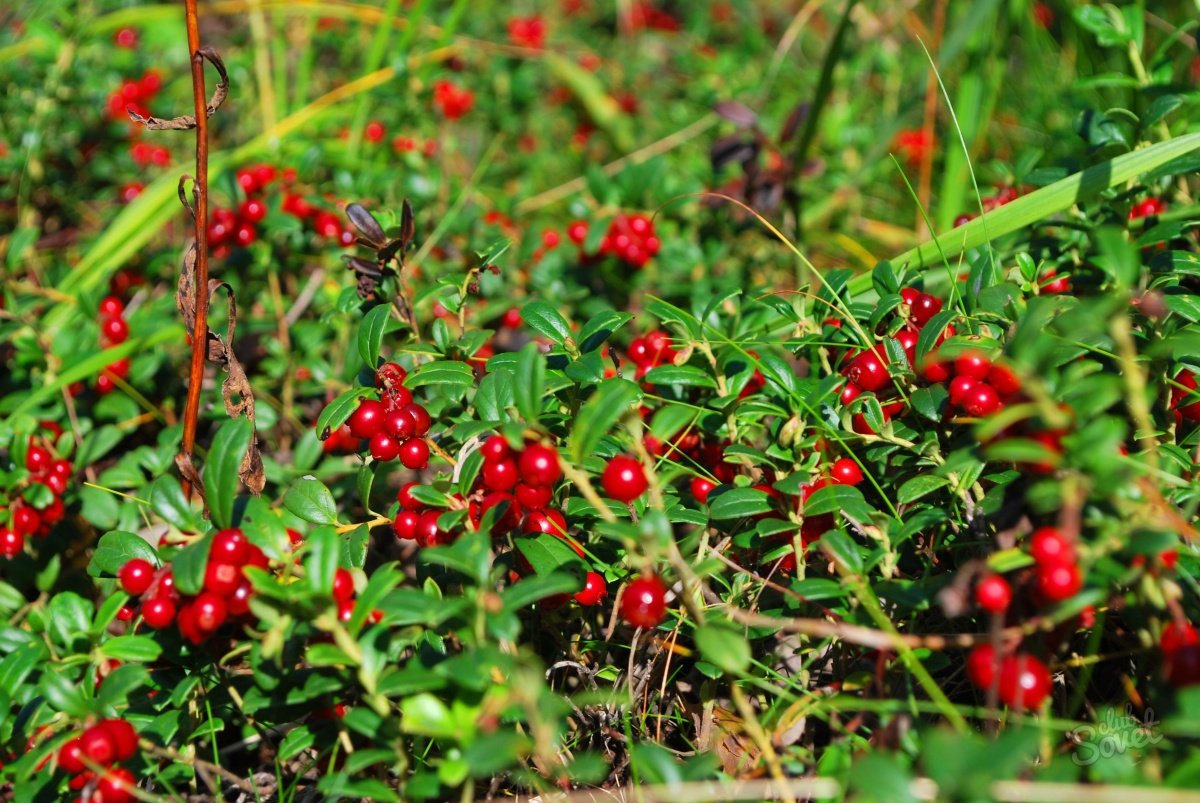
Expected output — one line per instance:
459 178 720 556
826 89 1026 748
644 365 716 388
89 531 159 577
149 476 202 532
357 304 396 369
204 418 254 529
400 693 456 738
820 529 864 574
101 635 163 662
514 534 585 577
520 301 572 345
708 487 772 521
305 526 339 596
47 592 93 651
317 387 373 437
1143 94 1183 129
513 343 546 424
407 360 476 389
804 485 875 520
695 621 752 675
473 368 514 422
578 310 634 352
897 475 950 504
284 478 340 525
502 571 583 610
569 378 642 465
171 532 213 596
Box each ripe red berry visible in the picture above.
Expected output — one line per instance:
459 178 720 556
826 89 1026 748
602 455 648 503
1161 622 1200 657
393 510 420 540
384 409 416 440
911 293 943 326
58 737 86 774
690 476 716 504
227 580 254 617
98 296 125 318
332 568 355 602
119 558 155 596
515 482 552 510
1035 562 1082 602
953 351 992 380
961 382 1002 417
620 574 668 629
966 644 999 689
141 596 176 629
845 348 890 392
481 435 511 462
100 316 129 345
997 654 1052 710
482 458 520 491
500 308 523 329
1029 527 1074 566
402 403 431 436
369 431 401 462
518 444 562 487
900 287 920 307
415 510 445 547
840 381 863 406
376 361 408 389
96 767 137 803
521 508 568 537
100 719 139 761
347 399 387 439
397 481 423 511
80 724 118 766
567 220 589 244
829 458 863 486
364 120 386 143
193 591 228 632
1167 643 1200 687
975 574 1012 613
211 528 249 565
204 560 241 597
947 375 978 407
399 438 430 470
574 571 607 606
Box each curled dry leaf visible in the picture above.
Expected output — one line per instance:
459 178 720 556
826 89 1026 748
127 47 229 130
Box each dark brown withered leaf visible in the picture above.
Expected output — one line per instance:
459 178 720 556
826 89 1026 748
346 203 387 247
128 48 229 131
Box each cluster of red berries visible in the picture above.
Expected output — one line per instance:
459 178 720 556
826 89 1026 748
626 329 677 379
1161 621 1200 687
119 528 265 644
392 482 455 547
837 288 947 434
565 213 661 268
432 80 475 120
330 566 383 625
107 70 162 122
55 719 139 802
965 644 1052 710
470 437 565 536
96 296 131 395
1170 368 1200 424
0 426 72 559
758 456 867 574
342 362 432 468
623 1 682 32
953 186 1024 227
1130 196 1166 220
507 15 547 49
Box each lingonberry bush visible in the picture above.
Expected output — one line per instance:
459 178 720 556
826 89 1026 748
3 1 1200 800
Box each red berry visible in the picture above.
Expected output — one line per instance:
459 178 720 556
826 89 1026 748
211 528 249 565
1162 622 1200 657
227 580 254 617
96 767 137 803
399 438 430 470
100 316 129 346
481 435 511 462
193 591 228 632
80 724 118 766
840 381 863 406
100 720 138 761
332 568 355 602
11 506 39 536
690 476 716 504
204 560 241 597
953 351 992 380
620 574 668 629
521 508 568 537
1168 644 1200 686
601 455 648 503
364 120 386 142
1035 562 1082 602
900 288 920 307
397 482 423 511
384 410 416 440
119 558 155 596
567 220 589 244
141 596 176 629
500 308 523 328
961 382 1002 417
966 644 998 689
518 444 562 487
515 482 552 510
98 296 125 318
975 574 1012 613
415 510 445 547
829 458 863 486
845 348 890 392
947 375 978 407
997 654 1052 710
1029 527 1074 566
574 571 607 606
402 403 431 436
239 198 267 223
348 399 387 439
369 431 401 462
58 737 86 774
393 510 420 540
987 363 1022 398
482 458 520 491
911 293 943 326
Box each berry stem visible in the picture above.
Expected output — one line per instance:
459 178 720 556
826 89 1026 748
180 0 212 500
